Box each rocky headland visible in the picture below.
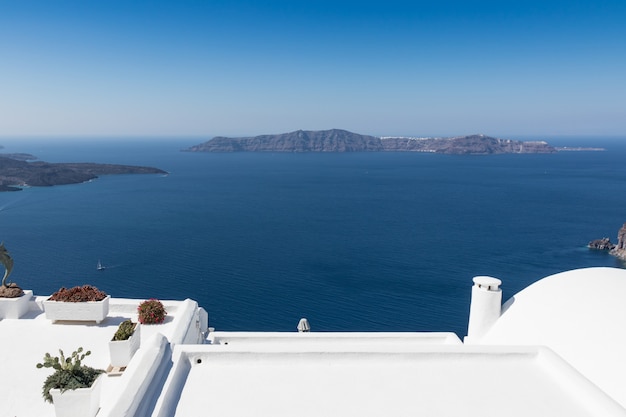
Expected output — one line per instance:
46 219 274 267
588 237 616 251
589 223 626 261
0 155 167 192
183 129 557 154
610 224 626 261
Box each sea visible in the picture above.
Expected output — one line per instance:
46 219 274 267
0 137 625 338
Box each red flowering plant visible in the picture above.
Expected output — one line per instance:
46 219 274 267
137 299 167 324
48 285 107 302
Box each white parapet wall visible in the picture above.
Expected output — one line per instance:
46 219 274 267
151 346 193 417
169 299 209 346
100 333 171 417
208 331 463 349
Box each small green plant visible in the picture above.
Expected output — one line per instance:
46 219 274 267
36 347 104 403
112 319 137 341
137 299 167 324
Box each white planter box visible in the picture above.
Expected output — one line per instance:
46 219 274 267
50 373 103 417
43 295 110 324
109 323 141 367
0 290 32 319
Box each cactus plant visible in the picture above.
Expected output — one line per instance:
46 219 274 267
36 347 104 403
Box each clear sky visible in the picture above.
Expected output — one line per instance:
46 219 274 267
1 0 624 139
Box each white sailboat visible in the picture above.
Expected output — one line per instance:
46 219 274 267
97 260 105 271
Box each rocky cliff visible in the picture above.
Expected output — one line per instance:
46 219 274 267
184 130 557 154
610 223 626 261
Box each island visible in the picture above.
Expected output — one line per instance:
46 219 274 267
0 155 167 192
183 129 558 154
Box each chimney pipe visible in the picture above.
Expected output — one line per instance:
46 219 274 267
465 276 502 343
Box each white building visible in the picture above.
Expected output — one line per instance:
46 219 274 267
0 266 624 416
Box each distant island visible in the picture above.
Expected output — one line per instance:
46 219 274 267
183 129 560 154
0 155 167 192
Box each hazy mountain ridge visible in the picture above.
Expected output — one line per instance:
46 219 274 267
185 129 383 152
184 129 557 154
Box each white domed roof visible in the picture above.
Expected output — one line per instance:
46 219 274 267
480 267 626 407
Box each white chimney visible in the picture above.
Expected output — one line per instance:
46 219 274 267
465 276 502 344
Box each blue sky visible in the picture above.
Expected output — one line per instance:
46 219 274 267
1 0 624 139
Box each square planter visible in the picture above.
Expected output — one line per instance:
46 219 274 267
50 373 103 417
0 289 32 319
109 323 141 367
43 295 110 324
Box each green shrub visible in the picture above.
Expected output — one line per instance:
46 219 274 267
112 319 137 341
36 347 104 403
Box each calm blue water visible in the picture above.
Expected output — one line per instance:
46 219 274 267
1 138 625 337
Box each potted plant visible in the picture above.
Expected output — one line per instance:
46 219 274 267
36 347 105 417
109 319 141 368
137 298 167 324
0 242 33 319
43 285 110 323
